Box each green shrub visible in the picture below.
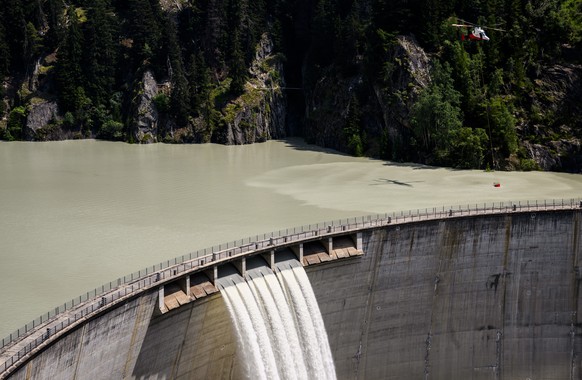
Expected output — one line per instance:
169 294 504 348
62 112 75 129
519 158 540 171
0 88 5 118
97 120 124 140
487 96 518 157
447 127 489 169
152 93 170 113
35 122 61 141
7 106 27 140
347 133 364 156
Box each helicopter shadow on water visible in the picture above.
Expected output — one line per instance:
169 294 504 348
280 137 474 188
374 159 481 187
369 178 424 187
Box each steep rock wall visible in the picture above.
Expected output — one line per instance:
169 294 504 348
24 99 59 141
129 33 287 145
303 35 430 158
217 33 287 145
522 64 582 171
130 70 160 144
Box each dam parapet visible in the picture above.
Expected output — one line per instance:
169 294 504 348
1 198 581 379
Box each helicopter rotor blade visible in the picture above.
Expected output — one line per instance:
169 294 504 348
481 26 506 32
457 18 477 26
455 18 506 32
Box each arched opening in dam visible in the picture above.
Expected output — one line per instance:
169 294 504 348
2 204 582 379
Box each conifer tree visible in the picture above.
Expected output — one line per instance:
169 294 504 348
410 62 463 158
344 95 364 156
229 31 247 95
55 10 85 112
559 0 582 48
442 41 479 114
44 0 65 51
83 0 119 108
3 0 26 69
311 0 336 65
24 22 42 67
0 10 9 79
188 52 212 115
160 15 190 127
0 13 7 118
335 2 364 71
249 0 267 42
127 0 162 66
226 0 248 95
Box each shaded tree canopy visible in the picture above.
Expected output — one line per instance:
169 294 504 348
0 0 580 170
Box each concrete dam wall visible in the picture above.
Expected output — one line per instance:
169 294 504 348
313 210 582 379
5 209 582 379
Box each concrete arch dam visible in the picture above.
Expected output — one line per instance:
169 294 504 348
2 205 582 379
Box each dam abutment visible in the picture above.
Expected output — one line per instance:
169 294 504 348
2 201 582 379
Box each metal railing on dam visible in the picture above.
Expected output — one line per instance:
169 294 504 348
1 197 581 378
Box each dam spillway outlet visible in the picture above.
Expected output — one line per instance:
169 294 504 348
302 235 363 266
217 258 337 380
161 272 217 314
159 233 364 314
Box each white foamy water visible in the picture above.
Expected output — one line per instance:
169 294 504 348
218 264 336 380
276 263 336 378
247 270 308 379
221 279 279 380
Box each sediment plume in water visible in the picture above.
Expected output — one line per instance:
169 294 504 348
218 261 336 380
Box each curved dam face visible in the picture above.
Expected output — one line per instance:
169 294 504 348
6 210 582 379
312 210 582 379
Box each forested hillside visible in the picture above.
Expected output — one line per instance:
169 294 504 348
0 0 581 171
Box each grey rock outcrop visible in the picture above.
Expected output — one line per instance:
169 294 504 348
131 71 160 143
303 68 365 150
523 141 561 170
523 138 582 171
533 64 582 123
374 35 430 148
303 34 431 157
218 33 287 145
521 64 582 171
24 99 59 141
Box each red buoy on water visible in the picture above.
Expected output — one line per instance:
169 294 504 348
493 182 501 188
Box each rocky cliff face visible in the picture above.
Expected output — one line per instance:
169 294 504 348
14 52 61 141
217 33 287 145
520 64 582 171
125 33 286 145
302 34 582 171
303 35 430 158
303 67 365 150
24 99 60 141
372 35 431 159
130 71 160 143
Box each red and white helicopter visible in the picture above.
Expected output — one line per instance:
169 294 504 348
452 19 505 41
